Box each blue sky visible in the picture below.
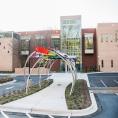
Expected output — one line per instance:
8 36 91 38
0 0 118 31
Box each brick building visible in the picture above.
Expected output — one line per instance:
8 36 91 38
19 30 60 71
82 28 97 72
0 31 21 72
97 23 118 72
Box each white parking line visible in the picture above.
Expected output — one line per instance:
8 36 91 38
89 76 118 78
68 116 71 118
6 86 14 90
113 80 118 84
1 111 9 118
100 80 107 87
48 115 55 118
26 113 33 118
115 93 118 96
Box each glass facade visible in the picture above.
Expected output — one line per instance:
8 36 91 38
60 16 82 71
51 37 60 49
0 32 20 40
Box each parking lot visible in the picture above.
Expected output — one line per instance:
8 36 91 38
87 73 118 87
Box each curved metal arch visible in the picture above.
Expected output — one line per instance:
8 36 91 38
37 58 45 87
49 49 77 95
37 59 52 88
26 57 52 93
48 59 57 74
65 58 78 95
23 51 37 86
26 57 44 94
24 51 36 75
37 58 52 87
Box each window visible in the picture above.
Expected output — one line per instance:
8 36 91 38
115 31 118 42
111 60 113 68
0 42 1 45
8 51 10 53
101 33 111 42
101 35 103 42
3 46 5 49
13 33 20 40
101 60 104 68
84 33 94 54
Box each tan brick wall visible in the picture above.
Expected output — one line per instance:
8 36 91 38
0 37 20 72
97 23 118 72
0 38 13 71
15 67 49 75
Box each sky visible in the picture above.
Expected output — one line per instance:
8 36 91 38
0 0 118 32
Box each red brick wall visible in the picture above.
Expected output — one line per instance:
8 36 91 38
18 30 60 71
82 28 97 72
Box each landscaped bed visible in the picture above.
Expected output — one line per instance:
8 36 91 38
0 76 14 84
65 79 91 110
0 79 53 104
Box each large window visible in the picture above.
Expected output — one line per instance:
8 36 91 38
51 38 60 49
13 33 20 40
0 32 12 38
61 18 81 52
101 33 113 42
84 33 94 54
0 32 20 40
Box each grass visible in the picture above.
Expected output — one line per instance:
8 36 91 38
0 77 13 84
0 79 53 104
65 79 91 110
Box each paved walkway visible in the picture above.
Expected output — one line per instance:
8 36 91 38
1 73 98 116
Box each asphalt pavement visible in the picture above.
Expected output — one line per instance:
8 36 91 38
86 73 118 118
86 93 118 118
87 73 118 87
0 75 49 95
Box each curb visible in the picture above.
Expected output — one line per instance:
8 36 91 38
0 80 16 87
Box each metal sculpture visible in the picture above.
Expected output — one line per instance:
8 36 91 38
24 47 78 95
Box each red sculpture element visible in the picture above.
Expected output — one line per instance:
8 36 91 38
35 47 49 54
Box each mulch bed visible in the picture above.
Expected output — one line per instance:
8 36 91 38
65 79 91 109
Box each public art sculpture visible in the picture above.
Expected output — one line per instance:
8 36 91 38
24 47 78 95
